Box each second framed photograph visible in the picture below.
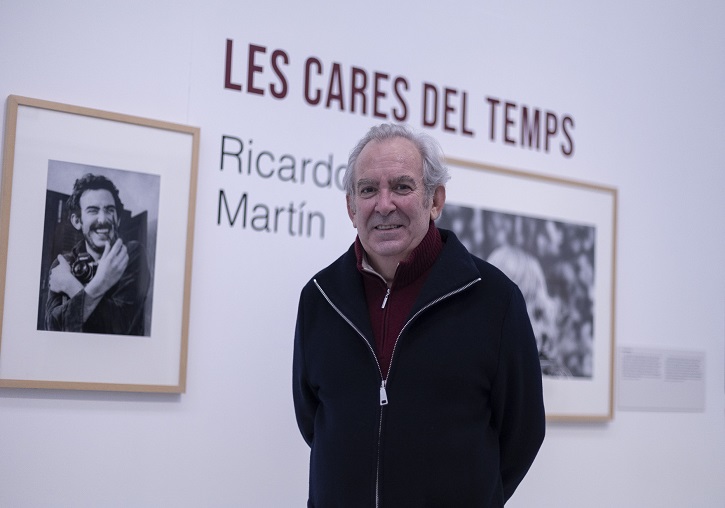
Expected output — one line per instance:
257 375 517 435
439 158 617 421
0 96 199 393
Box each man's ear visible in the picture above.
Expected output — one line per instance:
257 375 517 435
429 186 446 220
346 194 357 228
70 213 82 231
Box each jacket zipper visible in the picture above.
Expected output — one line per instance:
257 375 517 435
381 288 390 309
382 278 481 382
313 276 481 507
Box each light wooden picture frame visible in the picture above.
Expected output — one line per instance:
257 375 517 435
0 96 199 393
439 157 618 421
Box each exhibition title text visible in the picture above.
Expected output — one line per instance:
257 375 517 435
217 39 578 241
224 39 576 157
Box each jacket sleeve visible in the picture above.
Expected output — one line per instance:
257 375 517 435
84 241 149 335
492 284 546 502
45 256 84 332
45 288 85 332
292 289 318 447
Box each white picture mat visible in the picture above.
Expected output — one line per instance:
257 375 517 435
446 160 616 419
0 103 194 387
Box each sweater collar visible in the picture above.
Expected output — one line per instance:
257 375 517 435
355 220 443 288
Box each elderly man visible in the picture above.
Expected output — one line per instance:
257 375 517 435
293 124 545 506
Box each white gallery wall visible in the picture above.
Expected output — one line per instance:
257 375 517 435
1 1 724 506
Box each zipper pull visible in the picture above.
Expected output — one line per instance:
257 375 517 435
379 380 388 406
381 288 390 309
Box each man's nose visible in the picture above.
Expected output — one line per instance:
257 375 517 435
97 210 111 223
375 189 396 215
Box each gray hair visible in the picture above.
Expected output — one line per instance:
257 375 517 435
343 124 450 202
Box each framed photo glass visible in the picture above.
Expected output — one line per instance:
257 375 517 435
439 157 617 421
0 96 199 392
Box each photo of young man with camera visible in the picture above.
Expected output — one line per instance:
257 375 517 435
44 173 150 336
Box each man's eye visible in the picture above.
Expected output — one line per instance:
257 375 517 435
394 184 412 192
359 187 376 195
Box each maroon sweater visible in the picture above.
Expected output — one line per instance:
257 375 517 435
355 222 443 377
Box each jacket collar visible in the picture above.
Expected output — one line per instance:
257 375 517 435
354 221 443 289
314 228 481 338
414 228 481 309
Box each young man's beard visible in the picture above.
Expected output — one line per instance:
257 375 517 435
84 220 118 255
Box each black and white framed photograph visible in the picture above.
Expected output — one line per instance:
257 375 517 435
38 161 160 337
0 96 199 392
440 157 617 421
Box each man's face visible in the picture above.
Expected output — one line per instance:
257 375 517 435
71 189 120 254
347 137 445 269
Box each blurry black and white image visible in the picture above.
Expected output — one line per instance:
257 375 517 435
37 160 160 337
438 204 596 378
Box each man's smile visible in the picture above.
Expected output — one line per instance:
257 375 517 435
92 225 112 236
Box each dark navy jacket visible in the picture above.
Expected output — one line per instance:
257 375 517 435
293 229 545 507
